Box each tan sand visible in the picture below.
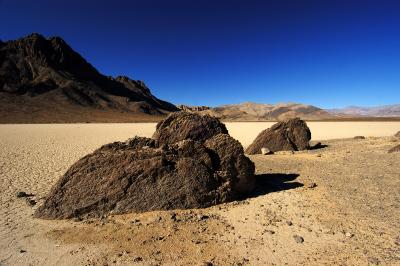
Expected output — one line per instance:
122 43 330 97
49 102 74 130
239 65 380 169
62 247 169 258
0 122 399 265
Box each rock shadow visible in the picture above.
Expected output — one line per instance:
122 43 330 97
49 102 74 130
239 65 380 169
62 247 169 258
309 142 329 150
243 173 302 199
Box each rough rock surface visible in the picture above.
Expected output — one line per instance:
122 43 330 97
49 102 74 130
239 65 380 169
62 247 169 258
153 112 228 145
34 113 254 219
177 104 210 112
245 118 311 154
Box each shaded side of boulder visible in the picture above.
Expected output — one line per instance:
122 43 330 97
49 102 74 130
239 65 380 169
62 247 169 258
205 134 255 193
152 112 228 145
34 137 253 219
245 118 311 154
388 144 400 153
395 131 400 138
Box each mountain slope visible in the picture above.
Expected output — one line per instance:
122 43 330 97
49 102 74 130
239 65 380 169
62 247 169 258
0 33 178 123
196 102 335 121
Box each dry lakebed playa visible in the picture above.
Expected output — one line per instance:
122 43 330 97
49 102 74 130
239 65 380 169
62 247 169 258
1 122 399 265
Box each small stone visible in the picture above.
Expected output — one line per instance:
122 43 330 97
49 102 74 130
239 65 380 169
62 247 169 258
198 214 209 221
133 256 143 262
368 257 380 265
316 154 322 157
16 191 30 198
307 182 317 189
170 213 177 221
261 147 273 155
20 249 26 253
202 262 213 266
73 217 83 222
293 235 304 243
26 199 36 206
286 221 293 226
354 136 365 140
345 232 354 238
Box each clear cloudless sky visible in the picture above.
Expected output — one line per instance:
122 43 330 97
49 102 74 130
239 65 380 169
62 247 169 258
1 0 400 108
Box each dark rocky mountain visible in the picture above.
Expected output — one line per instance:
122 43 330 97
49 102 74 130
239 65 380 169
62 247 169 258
0 33 178 123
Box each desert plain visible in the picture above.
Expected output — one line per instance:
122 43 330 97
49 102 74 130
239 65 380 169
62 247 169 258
0 122 399 265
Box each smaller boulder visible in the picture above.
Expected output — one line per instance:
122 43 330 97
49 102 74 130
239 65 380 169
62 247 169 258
395 131 400 138
354 136 365 140
388 144 400 153
246 118 311 154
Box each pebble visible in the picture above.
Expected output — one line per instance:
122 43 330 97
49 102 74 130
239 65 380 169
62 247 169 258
170 213 177 221
345 232 354 238
16 191 30 198
307 182 317 189
293 235 304 243
198 214 209 221
261 147 273 155
26 199 37 206
133 256 143 262
368 257 380 265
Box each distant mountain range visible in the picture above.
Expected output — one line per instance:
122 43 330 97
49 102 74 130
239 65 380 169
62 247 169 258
177 102 400 121
0 33 178 123
328 105 400 117
198 102 333 121
1 33 399 123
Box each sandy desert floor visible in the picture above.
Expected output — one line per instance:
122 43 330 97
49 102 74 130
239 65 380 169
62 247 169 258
0 122 399 265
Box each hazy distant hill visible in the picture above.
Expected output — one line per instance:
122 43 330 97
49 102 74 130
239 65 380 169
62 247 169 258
0 33 178 123
328 105 400 117
194 102 335 121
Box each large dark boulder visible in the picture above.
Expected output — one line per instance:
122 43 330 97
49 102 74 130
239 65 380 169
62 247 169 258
245 118 311 154
153 112 228 145
34 114 254 219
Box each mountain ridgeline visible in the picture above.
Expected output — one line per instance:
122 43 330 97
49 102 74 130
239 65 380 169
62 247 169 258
178 102 335 121
0 33 178 123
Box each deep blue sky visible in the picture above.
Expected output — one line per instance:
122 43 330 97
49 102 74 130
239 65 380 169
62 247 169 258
1 0 400 108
